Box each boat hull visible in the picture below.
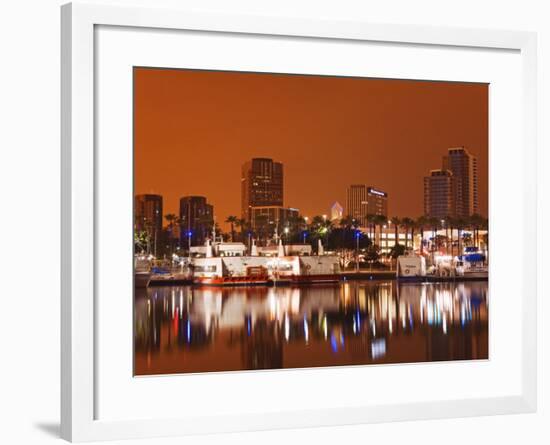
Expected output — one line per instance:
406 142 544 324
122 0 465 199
134 272 151 288
193 276 272 286
291 274 341 284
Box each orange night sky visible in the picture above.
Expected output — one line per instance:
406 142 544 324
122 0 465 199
134 68 488 229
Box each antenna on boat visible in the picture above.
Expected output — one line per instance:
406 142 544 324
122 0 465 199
212 215 216 242
318 238 324 256
278 238 285 257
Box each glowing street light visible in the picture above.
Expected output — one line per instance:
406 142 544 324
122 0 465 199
355 230 361 273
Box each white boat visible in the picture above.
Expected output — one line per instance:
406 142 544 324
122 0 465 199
134 254 151 288
190 237 340 286
396 254 427 279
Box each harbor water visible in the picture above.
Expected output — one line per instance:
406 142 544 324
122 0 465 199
134 280 488 375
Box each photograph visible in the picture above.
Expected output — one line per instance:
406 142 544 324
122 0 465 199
133 67 489 376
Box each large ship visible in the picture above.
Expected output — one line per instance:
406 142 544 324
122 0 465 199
190 236 340 287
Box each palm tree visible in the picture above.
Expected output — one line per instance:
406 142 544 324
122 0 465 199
391 217 401 244
340 215 355 229
455 217 467 255
373 214 387 248
255 214 269 244
400 217 415 249
225 215 238 241
234 217 246 242
444 216 456 256
425 217 440 256
416 216 429 255
164 213 177 255
174 216 183 252
469 213 485 249
367 214 377 244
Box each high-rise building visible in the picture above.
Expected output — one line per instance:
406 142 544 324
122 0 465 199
346 185 369 226
135 194 163 234
366 187 388 218
134 194 163 256
423 169 454 219
179 196 214 245
330 201 344 221
241 158 283 221
442 147 478 218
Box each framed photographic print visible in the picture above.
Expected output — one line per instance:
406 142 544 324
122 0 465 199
61 2 537 442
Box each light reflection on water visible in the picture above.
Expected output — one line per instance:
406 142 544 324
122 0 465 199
134 280 488 375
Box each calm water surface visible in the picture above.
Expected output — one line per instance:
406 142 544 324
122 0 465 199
134 280 488 375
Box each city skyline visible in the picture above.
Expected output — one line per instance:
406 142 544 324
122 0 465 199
134 68 488 230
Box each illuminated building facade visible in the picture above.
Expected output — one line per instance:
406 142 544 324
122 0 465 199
134 194 163 234
241 158 284 221
179 196 214 245
366 187 388 218
443 147 479 218
423 169 454 219
330 201 344 221
346 184 369 226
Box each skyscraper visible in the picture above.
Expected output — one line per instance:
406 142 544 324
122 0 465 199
241 158 284 221
423 169 454 219
346 185 388 226
443 147 478 218
330 201 344 221
179 196 214 245
366 187 388 218
134 194 163 256
346 185 369 226
135 194 163 234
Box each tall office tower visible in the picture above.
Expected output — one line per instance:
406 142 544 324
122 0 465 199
179 196 214 245
241 158 284 221
135 194 163 234
442 147 478 218
346 185 369 227
330 201 344 221
366 187 388 218
423 169 455 219
134 194 163 256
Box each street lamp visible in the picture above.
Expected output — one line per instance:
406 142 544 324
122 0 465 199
440 219 446 254
187 230 192 258
356 230 362 272
284 226 289 244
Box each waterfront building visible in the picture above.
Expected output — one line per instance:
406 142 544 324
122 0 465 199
330 201 344 221
366 187 388 218
241 158 284 221
134 193 163 237
424 146 479 219
442 147 479 218
423 169 454 219
179 196 214 245
378 227 413 255
249 206 299 234
346 185 388 226
346 184 369 226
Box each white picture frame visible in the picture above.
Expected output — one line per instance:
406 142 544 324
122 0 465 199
61 2 537 442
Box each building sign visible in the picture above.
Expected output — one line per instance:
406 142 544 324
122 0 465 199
368 188 387 197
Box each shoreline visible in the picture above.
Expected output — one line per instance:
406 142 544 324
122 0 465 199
145 271 488 287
